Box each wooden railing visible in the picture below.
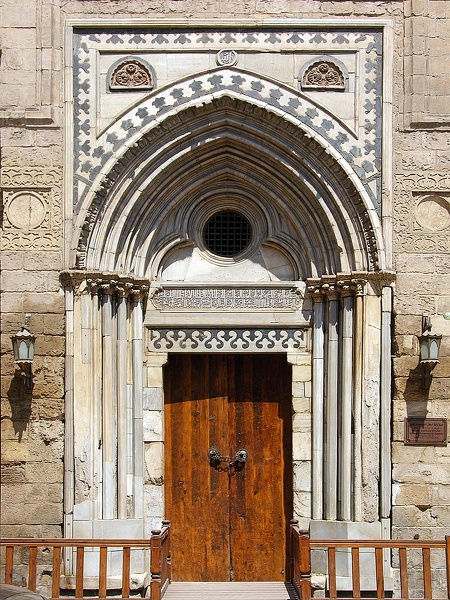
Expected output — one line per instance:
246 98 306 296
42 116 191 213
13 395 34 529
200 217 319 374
150 521 171 600
1 523 171 600
291 521 450 600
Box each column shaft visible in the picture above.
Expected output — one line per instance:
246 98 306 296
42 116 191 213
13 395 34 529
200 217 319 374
380 287 392 521
340 294 354 521
353 290 364 522
325 296 339 520
312 298 324 519
117 294 128 519
132 296 144 518
102 292 116 519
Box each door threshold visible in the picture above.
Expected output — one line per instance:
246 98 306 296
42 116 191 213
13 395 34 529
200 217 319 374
162 581 298 599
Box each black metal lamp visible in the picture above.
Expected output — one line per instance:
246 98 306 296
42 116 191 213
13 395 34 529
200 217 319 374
11 314 35 390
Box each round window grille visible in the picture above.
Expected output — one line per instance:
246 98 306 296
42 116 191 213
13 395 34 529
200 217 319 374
203 210 252 257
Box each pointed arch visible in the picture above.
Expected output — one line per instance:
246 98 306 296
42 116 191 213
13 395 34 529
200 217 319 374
73 74 385 277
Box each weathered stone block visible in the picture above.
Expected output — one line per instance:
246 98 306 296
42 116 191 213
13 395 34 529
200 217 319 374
23 461 63 484
1 462 26 483
144 441 163 484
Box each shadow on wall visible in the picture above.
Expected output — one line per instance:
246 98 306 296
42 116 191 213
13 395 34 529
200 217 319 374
7 375 32 442
404 365 430 419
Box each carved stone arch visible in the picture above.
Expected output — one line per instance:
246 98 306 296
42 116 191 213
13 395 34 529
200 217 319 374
74 93 384 277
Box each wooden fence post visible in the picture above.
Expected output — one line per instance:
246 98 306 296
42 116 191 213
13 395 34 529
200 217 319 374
445 535 450 600
150 530 162 600
299 530 312 600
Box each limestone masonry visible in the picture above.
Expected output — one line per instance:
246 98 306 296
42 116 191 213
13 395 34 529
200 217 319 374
1 0 450 595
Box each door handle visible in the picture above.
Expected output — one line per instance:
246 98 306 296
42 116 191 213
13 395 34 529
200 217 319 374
234 448 248 463
207 447 249 464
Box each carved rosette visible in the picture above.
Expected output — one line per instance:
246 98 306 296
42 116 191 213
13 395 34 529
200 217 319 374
301 61 345 90
110 59 154 91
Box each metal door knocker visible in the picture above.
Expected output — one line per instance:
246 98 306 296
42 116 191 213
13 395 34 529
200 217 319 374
207 446 248 476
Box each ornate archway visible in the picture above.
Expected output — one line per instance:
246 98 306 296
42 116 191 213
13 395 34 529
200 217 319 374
63 61 393 581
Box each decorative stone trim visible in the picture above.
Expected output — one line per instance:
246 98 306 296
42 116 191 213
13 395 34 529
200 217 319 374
301 60 345 91
108 57 155 91
306 271 395 297
60 270 149 298
147 327 306 352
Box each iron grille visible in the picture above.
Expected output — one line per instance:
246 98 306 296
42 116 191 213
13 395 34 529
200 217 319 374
203 210 252 257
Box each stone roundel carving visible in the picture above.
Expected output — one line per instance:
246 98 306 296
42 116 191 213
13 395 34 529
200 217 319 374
109 58 154 91
301 60 345 90
216 49 238 67
6 191 47 229
415 195 450 232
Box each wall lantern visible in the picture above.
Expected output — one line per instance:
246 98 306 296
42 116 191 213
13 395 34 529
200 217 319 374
11 314 35 390
419 314 442 392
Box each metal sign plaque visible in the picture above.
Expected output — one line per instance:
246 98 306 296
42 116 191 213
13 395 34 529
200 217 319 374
404 418 448 446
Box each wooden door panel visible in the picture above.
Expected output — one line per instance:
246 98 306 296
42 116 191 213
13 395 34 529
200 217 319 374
164 354 292 582
164 355 230 581
229 355 292 581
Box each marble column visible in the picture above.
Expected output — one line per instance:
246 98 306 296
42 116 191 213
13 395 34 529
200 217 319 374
325 290 339 520
101 286 116 519
352 281 365 522
116 289 128 519
311 296 324 520
340 291 354 521
380 286 392 526
131 290 145 519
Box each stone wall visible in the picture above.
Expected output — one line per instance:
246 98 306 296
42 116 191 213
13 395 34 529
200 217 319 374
1 0 450 591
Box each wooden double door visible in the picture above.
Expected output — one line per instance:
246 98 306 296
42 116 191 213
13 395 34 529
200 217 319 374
164 354 292 582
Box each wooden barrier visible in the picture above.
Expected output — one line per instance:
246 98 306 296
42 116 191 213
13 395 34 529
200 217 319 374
1 523 171 600
290 521 450 600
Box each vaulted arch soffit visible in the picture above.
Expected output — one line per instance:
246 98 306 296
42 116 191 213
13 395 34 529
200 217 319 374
73 68 385 278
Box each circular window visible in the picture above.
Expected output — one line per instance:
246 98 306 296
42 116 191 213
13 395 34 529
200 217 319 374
203 210 252 257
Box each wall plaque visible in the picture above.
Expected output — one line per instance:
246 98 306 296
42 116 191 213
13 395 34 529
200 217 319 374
404 418 447 446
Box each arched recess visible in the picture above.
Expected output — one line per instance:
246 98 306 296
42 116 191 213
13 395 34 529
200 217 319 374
73 93 384 277
64 75 393 561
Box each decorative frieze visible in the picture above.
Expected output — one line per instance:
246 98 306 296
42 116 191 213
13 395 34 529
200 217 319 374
147 328 306 352
150 286 303 311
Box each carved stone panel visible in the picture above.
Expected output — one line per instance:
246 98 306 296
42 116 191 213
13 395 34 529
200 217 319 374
1 168 62 250
301 60 345 90
109 58 154 91
147 328 306 352
150 287 303 311
393 173 450 253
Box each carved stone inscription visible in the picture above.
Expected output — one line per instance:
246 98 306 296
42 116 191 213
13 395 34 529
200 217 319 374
147 328 306 352
151 287 303 310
